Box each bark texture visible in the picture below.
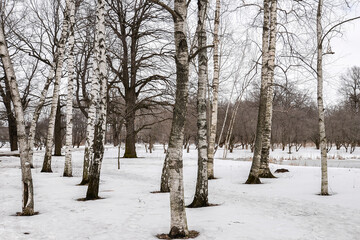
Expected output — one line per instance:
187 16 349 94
86 0 107 200
316 0 328 195
0 20 34 215
246 0 275 184
160 153 170 192
166 0 190 237
189 0 209 208
0 80 18 151
259 0 277 179
7 109 18 151
123 101 137 158
42 3 71 172
207 0 220 180
64 0 76 177
54 97 62 156
28 75 53 166
80 58 100 185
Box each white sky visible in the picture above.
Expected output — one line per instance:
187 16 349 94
324 21 360 106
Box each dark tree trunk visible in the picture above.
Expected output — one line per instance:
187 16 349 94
123 89 137 158
0 76 18 151
54 97 62 156
8 111 18 151
113 123 119 146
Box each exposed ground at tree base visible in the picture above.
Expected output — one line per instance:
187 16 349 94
156 230 200 239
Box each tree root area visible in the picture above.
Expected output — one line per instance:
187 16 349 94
15 211 39 216
78 180 89 186
76 196 104 201
259 169 277 178
187 202 220 208
245 175 262 184
156 230 199 239
150 190 169 194
207 176 219 180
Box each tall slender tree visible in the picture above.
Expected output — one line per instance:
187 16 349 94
316 0 328 195
149 0 191 237
28 76 53 166
207 0 220 180
246 0 277 184
0 8 34 215
259 0 277 179
41 0 72 172
64 0 76 177
86 0 107 200
189 0 209 208
80 33 100 185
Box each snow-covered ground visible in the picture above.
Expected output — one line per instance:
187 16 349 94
1 145 360 240
217 146 360 168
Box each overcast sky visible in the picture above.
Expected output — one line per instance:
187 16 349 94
323 4 360 106
324 22 360 105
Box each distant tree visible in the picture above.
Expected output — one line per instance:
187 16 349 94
106 0 172 158
339 66 360 113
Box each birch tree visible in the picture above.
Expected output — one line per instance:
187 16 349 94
80 14 100 185
149 0 191 237
207 0 220 180
291 0 360 194
160 153 170 192
246 0 277 184
316 0 329 195
63 0 76 177
0 10 34 215
80 62 99 183
259 0 277 179
28 76 53 166
86 0 107 200
189 0 209 208
41 1 71 172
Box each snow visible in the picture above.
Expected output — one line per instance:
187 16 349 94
1 145 360 240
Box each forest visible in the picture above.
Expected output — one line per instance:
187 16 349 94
0 0 360 239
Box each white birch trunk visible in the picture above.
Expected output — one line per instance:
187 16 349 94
28 71 53 166
63 0 76 177
189 0 209 208
207 0 220 180
167 0 189 237
80 13 101 186
246 0 271 184
86 0 107 200
316 0 329 195
160 153 170 192
216 83 235 154
259 0 277 179
41 3 71 172
0 20 34 215
223 97 241 158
